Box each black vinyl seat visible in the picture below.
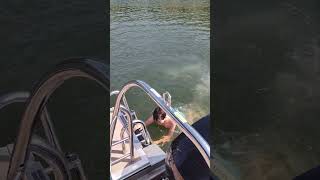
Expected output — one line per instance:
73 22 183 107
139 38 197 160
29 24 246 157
166 114 213 180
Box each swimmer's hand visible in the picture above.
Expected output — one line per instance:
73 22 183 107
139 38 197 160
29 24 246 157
154 136 171 145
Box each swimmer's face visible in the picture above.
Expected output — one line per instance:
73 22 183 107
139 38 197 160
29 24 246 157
157 115 173 126
155 108 173 125
157 114 166 124
156 112 167 124
158 117 165 124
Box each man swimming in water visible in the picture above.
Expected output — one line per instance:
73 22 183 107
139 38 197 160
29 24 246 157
145 107 176 145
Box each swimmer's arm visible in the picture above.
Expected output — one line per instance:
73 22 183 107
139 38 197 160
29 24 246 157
145 115 154 126
166 122 176 138
155 123 176 145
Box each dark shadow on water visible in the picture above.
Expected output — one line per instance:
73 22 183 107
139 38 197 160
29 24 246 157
0 0 107 178
214 1 320 179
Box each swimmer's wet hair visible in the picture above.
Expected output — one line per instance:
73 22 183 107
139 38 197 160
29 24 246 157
153 107 166 121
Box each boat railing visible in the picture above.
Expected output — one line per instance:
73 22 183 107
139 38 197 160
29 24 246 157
162 91 171 106
110 90 130 112
110 105 134 165
110 80 210 167
7 59 109 179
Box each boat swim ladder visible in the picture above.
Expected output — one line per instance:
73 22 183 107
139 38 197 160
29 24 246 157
110 90 153 165
110 80 210 167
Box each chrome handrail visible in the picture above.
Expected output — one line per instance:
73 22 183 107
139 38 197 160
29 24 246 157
0 92 30 109
110 90 120 97
0 91 62 154
110 90 130 113
110 105 134 161
162 91 171 106
111 80 210 167
7 59 108 180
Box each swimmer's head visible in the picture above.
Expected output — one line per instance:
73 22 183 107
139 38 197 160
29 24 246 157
153 107 166 122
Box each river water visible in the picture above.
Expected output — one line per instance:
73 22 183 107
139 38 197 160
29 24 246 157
110 0 210 142
214 1 320 180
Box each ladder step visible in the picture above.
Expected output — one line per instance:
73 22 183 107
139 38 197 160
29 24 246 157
112 137 129 146
111 153 131 165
